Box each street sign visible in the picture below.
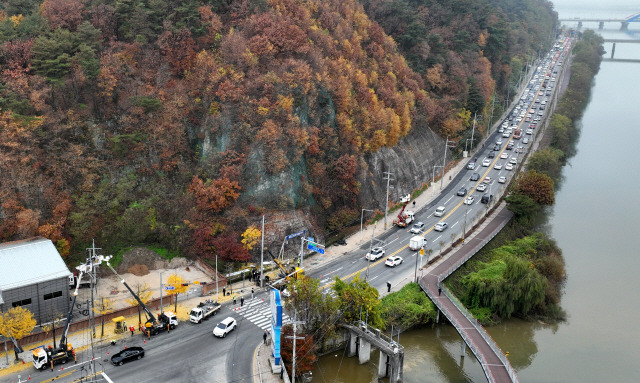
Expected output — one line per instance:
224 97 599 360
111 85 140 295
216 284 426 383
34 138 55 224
307 243 325 254
164 286 175 290
285 230 306 241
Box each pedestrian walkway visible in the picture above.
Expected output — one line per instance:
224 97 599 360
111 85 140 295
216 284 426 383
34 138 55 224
231 298 291 331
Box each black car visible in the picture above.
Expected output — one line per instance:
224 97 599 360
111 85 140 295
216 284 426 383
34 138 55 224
470 173 480 181
493 144 501 151
111 346 145 366
506 142 515 150
487 151 496 158
481 194 493 204
457 187 467 196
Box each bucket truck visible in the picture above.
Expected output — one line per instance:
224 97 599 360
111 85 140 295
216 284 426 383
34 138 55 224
392 194 414 228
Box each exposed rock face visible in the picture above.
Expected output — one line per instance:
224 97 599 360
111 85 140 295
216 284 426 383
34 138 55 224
360 125 445 210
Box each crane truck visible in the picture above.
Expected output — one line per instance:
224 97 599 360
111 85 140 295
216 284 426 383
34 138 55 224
104 261 178 336
392 194 414 228
32 256 103 370
189 299 221 323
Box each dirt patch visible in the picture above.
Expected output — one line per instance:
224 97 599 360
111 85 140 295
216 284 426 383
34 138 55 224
116 247 167 273
128 264 149 276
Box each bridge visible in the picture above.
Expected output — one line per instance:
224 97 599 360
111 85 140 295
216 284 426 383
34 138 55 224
419 202 518 383
603 39 640 62
559 12 640 31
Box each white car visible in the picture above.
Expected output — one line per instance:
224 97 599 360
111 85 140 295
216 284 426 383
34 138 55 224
510 157 517 165
476 183 487 192
505 163 514 171
365 247 385 261
482 158 491 167
500 152 509 159
498 176 507 184
385 256 403 267
526 128 533 135
434 206 446 217
213 317 237 338
434 222 448 232
464 196 475 205
410 222 425 234
494 162 502 170
483 176 492 184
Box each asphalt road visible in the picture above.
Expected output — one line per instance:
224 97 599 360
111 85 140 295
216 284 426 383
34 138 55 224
0 300 264 383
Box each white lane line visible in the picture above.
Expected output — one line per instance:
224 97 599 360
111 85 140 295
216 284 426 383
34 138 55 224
435 235 442 241
452 221 459 228
370 275 379 281
320 278 330 283
445 196 454 204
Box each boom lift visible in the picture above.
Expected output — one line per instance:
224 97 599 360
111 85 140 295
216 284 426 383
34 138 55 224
32 257 101 370
265 249 304 292
104 260 178 336
392 194 414 228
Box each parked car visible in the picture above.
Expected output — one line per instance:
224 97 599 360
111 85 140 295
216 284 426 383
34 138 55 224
457 187 467 196
365 247 385 261
213 317 237 338
385 256 403 267
434 222 448 232
410 222 425 234
111 347 145 366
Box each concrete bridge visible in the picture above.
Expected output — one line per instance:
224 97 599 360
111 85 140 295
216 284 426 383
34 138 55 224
603 39 640 62
344 322 404 383
559 12 640 31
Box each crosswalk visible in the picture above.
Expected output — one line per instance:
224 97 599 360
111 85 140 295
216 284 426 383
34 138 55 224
230 297 291 330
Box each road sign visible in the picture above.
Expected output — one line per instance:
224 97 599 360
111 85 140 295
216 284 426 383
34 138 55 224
164 286 175 290
285 230 306 241
307 243 325 254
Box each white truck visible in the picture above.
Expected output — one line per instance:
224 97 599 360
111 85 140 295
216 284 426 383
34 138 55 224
189 300 221 324
409 236 426 251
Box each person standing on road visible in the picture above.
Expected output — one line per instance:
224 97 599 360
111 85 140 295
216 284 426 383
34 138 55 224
130 326 135 336
251 288 254 299
223 287 226 297
387 281 391 293
241 297 245 307
263 330 268 344
233 295 237 305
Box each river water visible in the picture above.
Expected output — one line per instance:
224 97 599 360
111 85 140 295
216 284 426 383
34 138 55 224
312 2 640 382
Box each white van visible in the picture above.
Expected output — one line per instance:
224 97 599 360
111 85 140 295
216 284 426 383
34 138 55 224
409 236 426 251
434 206 446 217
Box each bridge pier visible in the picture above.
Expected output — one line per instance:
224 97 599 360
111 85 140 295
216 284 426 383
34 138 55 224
599 21 604 30
345 323 405 383
578 21 583 29
358 337 371 364
348 333 357 357
621 22 629 31
461 339 467 357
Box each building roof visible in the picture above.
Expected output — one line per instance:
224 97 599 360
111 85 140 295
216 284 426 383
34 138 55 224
0 237 71 291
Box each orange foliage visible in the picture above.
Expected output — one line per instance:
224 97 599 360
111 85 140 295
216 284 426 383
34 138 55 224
188 176 241 214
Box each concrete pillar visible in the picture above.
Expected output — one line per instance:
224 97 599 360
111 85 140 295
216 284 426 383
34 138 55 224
358 337 371 364
389 353 403 383
578 21 582 29
436 309 440 324
461 340 466 357
348 334 357 357
621 22 629 31
378 351 388 377
599 21 604 30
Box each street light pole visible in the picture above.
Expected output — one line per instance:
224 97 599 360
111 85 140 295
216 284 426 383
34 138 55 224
383 172 393 230
360 209 374 235
260 215 265 288
160 271 163 313
441 136 448 190
432 165 443 196
365 222 376 281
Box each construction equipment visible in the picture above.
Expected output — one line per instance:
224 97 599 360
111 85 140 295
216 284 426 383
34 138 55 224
392 194 414 228
266 249 304 282
189 299 221 324
112 316 126 334
32 258 99 370
104 260 178 336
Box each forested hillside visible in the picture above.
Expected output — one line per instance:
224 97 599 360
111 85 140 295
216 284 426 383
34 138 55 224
0 0 556 265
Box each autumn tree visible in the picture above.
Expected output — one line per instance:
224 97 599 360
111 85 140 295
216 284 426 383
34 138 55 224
280 324 317 378
93 297 114 338
241 226 261 251
0 306 36 360
166 274 189 312
332 274 384 329
125 282 153 325
513 170 555 206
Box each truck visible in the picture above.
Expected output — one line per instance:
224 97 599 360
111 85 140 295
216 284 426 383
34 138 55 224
513 128 522 139
189 299 221 324
393 194 415 228
409 236 426 251
33 256 102 370
104 261 178 336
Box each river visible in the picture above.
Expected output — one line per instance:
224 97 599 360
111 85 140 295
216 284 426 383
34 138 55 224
312 2 640 382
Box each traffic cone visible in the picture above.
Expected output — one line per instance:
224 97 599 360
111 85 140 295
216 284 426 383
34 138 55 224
28 375 31 380
124 345 127 349
107 351 109 355
61 366 63 371
143 339 146 344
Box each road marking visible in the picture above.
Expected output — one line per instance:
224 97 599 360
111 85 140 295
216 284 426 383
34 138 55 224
445 196 453 204
43 371 74 382
434 235 442 241
452 221 459 228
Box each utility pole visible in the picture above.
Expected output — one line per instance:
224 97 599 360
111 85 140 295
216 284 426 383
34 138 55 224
215 255 219 301
160 271 163 313
365 222 377 281
260 215 265 288
286 311 305 383
0 291 7 365
86 240 100 382
440 136 450 190
383 171 393 230
470 113 477 151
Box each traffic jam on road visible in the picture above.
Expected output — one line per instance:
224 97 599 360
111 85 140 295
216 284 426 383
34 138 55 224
330 36 573 287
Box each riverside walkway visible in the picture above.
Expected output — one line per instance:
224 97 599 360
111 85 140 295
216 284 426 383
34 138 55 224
418 202 518 383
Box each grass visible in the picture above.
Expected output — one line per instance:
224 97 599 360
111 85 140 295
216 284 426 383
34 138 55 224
145 245 180 260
